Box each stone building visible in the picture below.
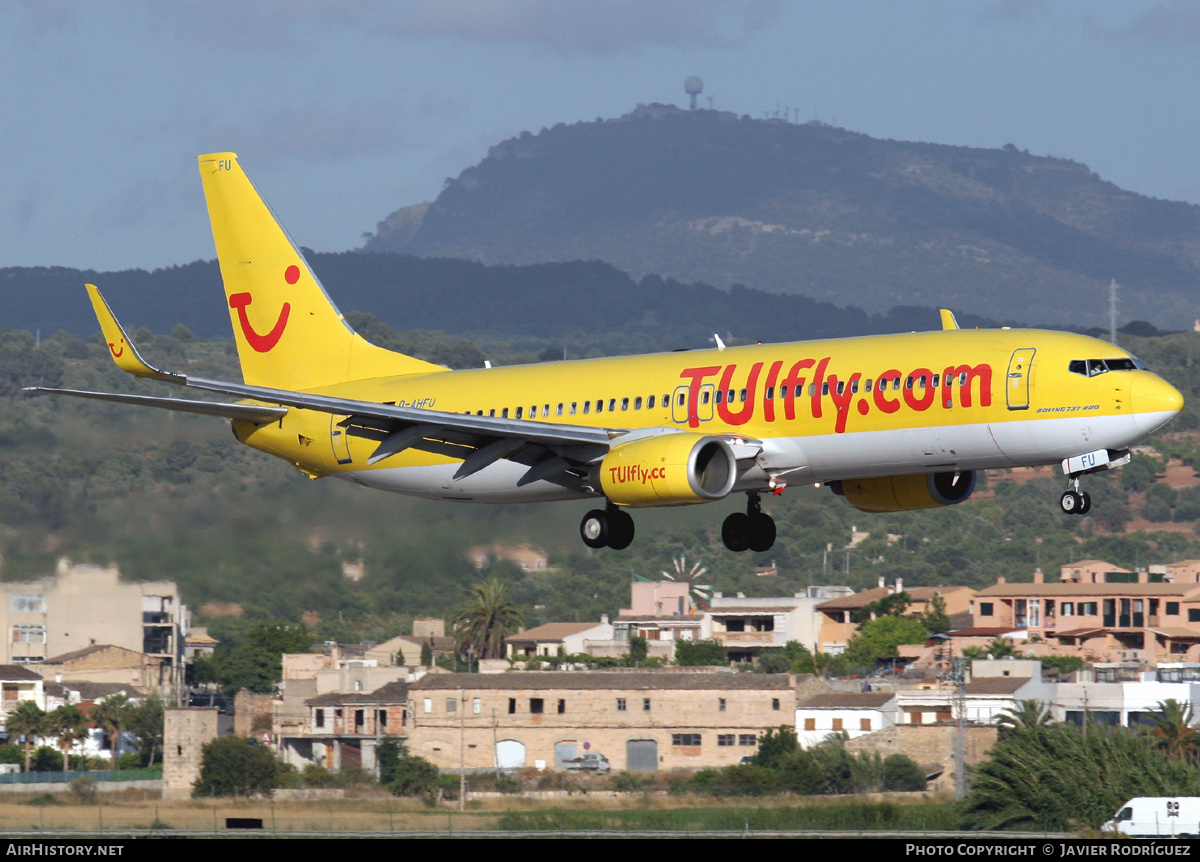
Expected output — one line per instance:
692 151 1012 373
406 671 799 772
162 707 218 800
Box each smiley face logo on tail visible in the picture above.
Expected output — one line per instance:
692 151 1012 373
228 265 297 353
108 339 125 359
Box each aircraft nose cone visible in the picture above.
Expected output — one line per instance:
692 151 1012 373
1133 373 1184 434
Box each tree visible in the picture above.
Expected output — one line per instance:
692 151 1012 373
47 704 89 772
918 593 952 634
627 635 648 665
376 736 439 799
963 723 1200 831
882 753 926 791
125 697 165 766
89 694 130 764
6 701 46 773
843 616 928 666
995 699 1052 736
1146 699 1200 764
851 591 912 624
193 735 287 797
674 638 728 666
452 578 523 661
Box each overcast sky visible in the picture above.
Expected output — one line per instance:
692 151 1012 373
2 0 1198 274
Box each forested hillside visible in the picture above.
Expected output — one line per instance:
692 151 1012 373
367 104 1200 330
3 323 1200 650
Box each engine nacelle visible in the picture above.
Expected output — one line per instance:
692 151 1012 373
598 433 737 507
832 471 977 513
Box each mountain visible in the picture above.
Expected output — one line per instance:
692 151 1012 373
365 104 1200 330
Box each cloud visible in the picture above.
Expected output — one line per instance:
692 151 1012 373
146 0 783 55
184 94 462 162
1098 2 1200 48
975 0 1049 24
89 168 194 232
11 184 38 232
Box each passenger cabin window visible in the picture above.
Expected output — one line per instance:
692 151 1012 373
634 397 642 409
648 395 656 409
515 407 523 419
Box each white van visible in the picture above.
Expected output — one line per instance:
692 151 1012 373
1105 798 1200 838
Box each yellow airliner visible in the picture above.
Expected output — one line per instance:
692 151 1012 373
27 153 1185 552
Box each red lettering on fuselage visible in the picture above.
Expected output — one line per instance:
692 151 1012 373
676 357 994 434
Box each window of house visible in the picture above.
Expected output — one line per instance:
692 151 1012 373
1189 609 1200 623
979 603 993 617
446 698 456 714
1061 602 1074 616
530 698 544 714
9 595 45 614
804 718 815 731
378 710 387 729
10 625 45 644
672 734 701 746
473 698 481 714
355 709 365 729
860 718 871 731
617 698 627 711
423 699 432 714
643 698 651 711
315 709 325 728
772 698 780 711
508 698 516 715
1167 602 1180 616
557 699 565 714
717 734 735 746
832 718 844 731
718 698 726 712
739 735 756 746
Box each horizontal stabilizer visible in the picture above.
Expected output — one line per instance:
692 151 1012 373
23 387 287 422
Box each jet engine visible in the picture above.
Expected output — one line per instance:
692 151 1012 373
598 433 737 507
831 471 976 513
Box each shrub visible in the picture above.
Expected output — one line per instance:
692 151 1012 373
882 754 926 791
192 736 288 798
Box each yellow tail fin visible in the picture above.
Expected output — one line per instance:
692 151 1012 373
197 152 443 390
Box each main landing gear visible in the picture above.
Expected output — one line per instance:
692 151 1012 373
721 492 777 553
1060 477 1092 516
580 503 635 550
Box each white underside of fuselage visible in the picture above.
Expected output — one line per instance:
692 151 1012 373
337 410 1165 504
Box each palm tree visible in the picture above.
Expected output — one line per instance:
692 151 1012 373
1146 699 1200 764
47 704 89 772
89 694 130 765
6 700 46 773
452 578 523 661
995 699 1053 735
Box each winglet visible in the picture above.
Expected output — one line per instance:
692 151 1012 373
939 309 960 331
86 284 178 381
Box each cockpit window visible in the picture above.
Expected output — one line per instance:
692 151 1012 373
1068 358 1146 377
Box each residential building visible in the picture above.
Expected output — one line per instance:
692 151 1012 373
796 692 897 747
971 569 1200 663
1051 662 1200 728
278 680 409 773
406 671 798 772
505 619 614 659
0 558 188 699
816 580 974 654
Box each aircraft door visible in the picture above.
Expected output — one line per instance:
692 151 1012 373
671 384 715 425
671 385 689 424
697 384 714 422
330 415 353 464
1005 348 1036 410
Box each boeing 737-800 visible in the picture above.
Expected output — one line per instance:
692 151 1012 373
26 153 1184 552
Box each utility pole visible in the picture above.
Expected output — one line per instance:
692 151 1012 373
949 657 969 800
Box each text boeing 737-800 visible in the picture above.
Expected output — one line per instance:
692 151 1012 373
26 153 1184 552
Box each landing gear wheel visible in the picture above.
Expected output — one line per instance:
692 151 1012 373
1060 491 1081 515
722 512 751 552
748 513 777 552
1078 492 1092 515
580 509 609 549
607 509 635 550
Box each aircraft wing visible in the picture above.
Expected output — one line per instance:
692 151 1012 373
25 285 758 488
